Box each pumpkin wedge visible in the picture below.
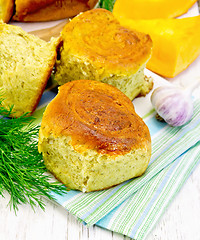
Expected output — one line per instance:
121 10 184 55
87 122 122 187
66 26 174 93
113 15 200 78
113 0 197 19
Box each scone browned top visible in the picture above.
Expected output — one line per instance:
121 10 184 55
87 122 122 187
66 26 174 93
41 80 151 155
61 8 152 73
13 0 98 21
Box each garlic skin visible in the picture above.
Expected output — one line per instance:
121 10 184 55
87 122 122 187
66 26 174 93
151 85 193 126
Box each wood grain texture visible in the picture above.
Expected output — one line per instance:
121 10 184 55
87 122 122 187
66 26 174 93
2 4 199 240
0 162 200 240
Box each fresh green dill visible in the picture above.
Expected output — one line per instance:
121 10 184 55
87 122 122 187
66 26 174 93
0 97 67 212
97 0 116 11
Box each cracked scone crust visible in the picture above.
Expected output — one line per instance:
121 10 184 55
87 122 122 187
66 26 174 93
38 80 151 192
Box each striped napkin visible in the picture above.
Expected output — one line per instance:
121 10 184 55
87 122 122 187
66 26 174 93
35 73 200 239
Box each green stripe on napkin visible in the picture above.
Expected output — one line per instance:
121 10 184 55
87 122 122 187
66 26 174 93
61 99 200 226
39 88 200 239
96 141 200 239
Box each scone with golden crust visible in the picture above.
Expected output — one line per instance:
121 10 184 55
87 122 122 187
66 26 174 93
38 80 151 192
55 8 153 101
0 0 14 22
12 0 98 22
0 22 60 117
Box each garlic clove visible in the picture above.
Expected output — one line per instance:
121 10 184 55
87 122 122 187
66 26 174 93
151 85 194 127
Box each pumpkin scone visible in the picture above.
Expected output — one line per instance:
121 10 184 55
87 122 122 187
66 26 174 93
55 8 153 100
0 22 60 117
12 0 98 22
0 0 14 22
38 80 151 192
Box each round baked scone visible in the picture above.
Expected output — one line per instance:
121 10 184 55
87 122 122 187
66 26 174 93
12 0 98 22
55 8 153 101
38 80 151 192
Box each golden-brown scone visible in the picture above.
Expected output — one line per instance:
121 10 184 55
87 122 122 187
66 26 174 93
55 8 153 101
12 0 98 22
0 0 14 22
0 22 60 117
38 80 151 192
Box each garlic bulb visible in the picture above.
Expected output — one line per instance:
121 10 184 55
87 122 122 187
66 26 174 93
151 84 195 127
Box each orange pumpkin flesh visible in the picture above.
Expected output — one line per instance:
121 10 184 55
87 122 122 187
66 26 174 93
113 15 200 78
113 0 197 19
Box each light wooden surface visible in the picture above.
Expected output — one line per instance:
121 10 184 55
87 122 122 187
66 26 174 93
1 161 200 240
1 60 200 239
2 4 200 240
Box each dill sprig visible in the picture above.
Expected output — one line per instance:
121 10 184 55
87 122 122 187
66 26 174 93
0 97 67 212
97 0 116 11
